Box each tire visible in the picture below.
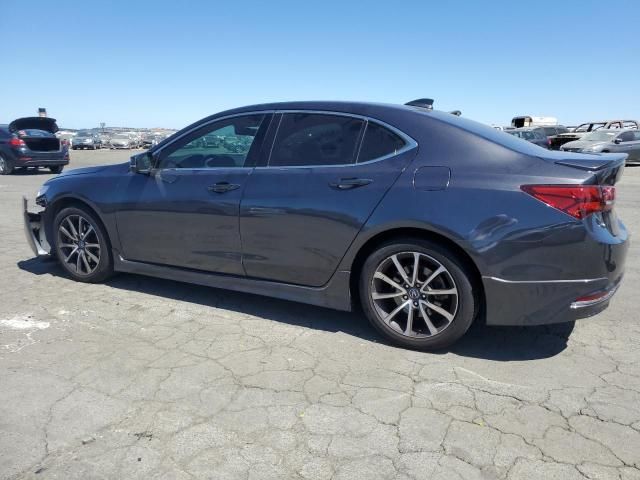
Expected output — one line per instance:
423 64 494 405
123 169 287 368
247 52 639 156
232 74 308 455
53 206 114 283
0 154 14 175
49 165 64 174
359 238 478 350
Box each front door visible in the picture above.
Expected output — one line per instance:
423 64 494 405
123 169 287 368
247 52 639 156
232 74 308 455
240 112 417 287
116 113 270 274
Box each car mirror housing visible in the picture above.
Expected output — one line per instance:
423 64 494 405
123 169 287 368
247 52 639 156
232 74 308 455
130 152 154 174
613 138 622 144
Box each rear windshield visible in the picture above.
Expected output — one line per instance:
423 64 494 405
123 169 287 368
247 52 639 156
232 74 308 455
427 110 549 155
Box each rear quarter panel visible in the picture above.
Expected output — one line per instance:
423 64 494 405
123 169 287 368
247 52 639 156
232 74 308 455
338 117 622 282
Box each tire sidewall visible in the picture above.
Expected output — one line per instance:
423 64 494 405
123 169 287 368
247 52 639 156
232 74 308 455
53 206 113 283
0 154 13 175
359 238 477 350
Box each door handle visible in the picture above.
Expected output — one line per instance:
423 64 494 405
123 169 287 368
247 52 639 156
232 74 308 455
207 182 240 193
329 178 373 190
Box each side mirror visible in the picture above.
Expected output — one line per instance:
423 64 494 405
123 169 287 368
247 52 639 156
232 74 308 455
130 151 154 174
614 138 622 144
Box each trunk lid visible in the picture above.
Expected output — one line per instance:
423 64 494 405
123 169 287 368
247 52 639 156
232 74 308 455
8 117 59 134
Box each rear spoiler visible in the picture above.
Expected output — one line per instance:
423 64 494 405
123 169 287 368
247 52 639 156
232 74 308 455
553 153 627 171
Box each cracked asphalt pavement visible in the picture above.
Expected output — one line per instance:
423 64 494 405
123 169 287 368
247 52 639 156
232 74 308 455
1 150 640 480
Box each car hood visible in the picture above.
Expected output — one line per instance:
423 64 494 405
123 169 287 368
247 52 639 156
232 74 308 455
9 117 59 134
111 138 130 142
49 162 128 180
562 140 608 149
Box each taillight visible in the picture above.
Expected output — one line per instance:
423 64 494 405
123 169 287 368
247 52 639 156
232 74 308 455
521 184 615 219
9 137 26 147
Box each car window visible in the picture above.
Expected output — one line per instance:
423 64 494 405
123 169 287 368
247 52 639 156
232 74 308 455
159 114 265 169
618 131 635 142
358 122 406 162
541 127 555 136
269 113 364 167
623 121 639 129
634 131 640 141
556 127 569 134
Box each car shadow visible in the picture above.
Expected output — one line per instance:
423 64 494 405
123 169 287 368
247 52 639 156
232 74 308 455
12 168 54 175
17 258 573 361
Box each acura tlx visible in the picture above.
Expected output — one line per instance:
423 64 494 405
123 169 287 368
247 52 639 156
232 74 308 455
23 100 628 349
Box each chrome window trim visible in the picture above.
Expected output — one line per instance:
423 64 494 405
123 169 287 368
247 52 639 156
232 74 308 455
152 109 418 171
257 109 418 170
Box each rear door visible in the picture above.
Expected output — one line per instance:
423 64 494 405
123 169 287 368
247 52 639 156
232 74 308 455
240 112 417 287
116 113 270 274
628 131 640 161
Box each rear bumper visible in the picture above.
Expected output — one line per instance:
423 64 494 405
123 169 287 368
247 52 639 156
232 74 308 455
23 197 51 257
14 150 68 167
482 274 624 326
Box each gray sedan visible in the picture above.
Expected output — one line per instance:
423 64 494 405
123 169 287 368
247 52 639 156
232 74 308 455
561 129 640 164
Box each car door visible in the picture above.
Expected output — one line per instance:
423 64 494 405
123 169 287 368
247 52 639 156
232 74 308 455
115 113 271 274
628 131 640 161
611 131 636 159
240 112 417 287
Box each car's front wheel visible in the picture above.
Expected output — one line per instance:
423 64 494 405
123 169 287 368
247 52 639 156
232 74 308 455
53 206 114 283
359 238 477 350
49 165 64 174
0 155 13 175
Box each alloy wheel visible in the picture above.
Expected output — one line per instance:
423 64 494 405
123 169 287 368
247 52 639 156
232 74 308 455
371 252 458 338
0 157 6 173
57 214 102 276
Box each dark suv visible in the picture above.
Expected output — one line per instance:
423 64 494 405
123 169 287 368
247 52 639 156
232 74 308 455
0 117 69 175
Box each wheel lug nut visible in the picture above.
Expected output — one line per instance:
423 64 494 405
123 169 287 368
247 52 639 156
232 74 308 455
403 295 408 300
413 301 418 307
421 294 426 299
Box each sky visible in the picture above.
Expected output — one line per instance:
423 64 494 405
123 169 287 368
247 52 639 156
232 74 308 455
2 0 639 129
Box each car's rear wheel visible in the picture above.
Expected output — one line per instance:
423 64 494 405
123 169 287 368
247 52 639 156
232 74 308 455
49 165 64 174
359 238 477 350
53 206 113 283
0 155 14 175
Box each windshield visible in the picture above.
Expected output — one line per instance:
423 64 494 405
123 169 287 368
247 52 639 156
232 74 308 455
583 131 617 141
508 130 536 140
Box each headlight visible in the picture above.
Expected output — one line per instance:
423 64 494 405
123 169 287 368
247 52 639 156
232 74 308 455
36 185 49 198
36 185 50 207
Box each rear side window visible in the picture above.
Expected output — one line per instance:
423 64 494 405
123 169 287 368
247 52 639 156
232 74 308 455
269 113 364 167
358 122 406 162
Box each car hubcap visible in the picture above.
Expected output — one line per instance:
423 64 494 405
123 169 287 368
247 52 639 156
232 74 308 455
371 252 458 338
57 214 101 275
0 157 5 173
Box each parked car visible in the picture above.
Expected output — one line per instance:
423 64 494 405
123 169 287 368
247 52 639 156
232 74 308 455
506 127 550 148
561 129 640 164
109 134 135 149
140 134 156 149
549 120 640 150
72 131 102 150
538 125 570 138
0 117 69 175
23 101 628 350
